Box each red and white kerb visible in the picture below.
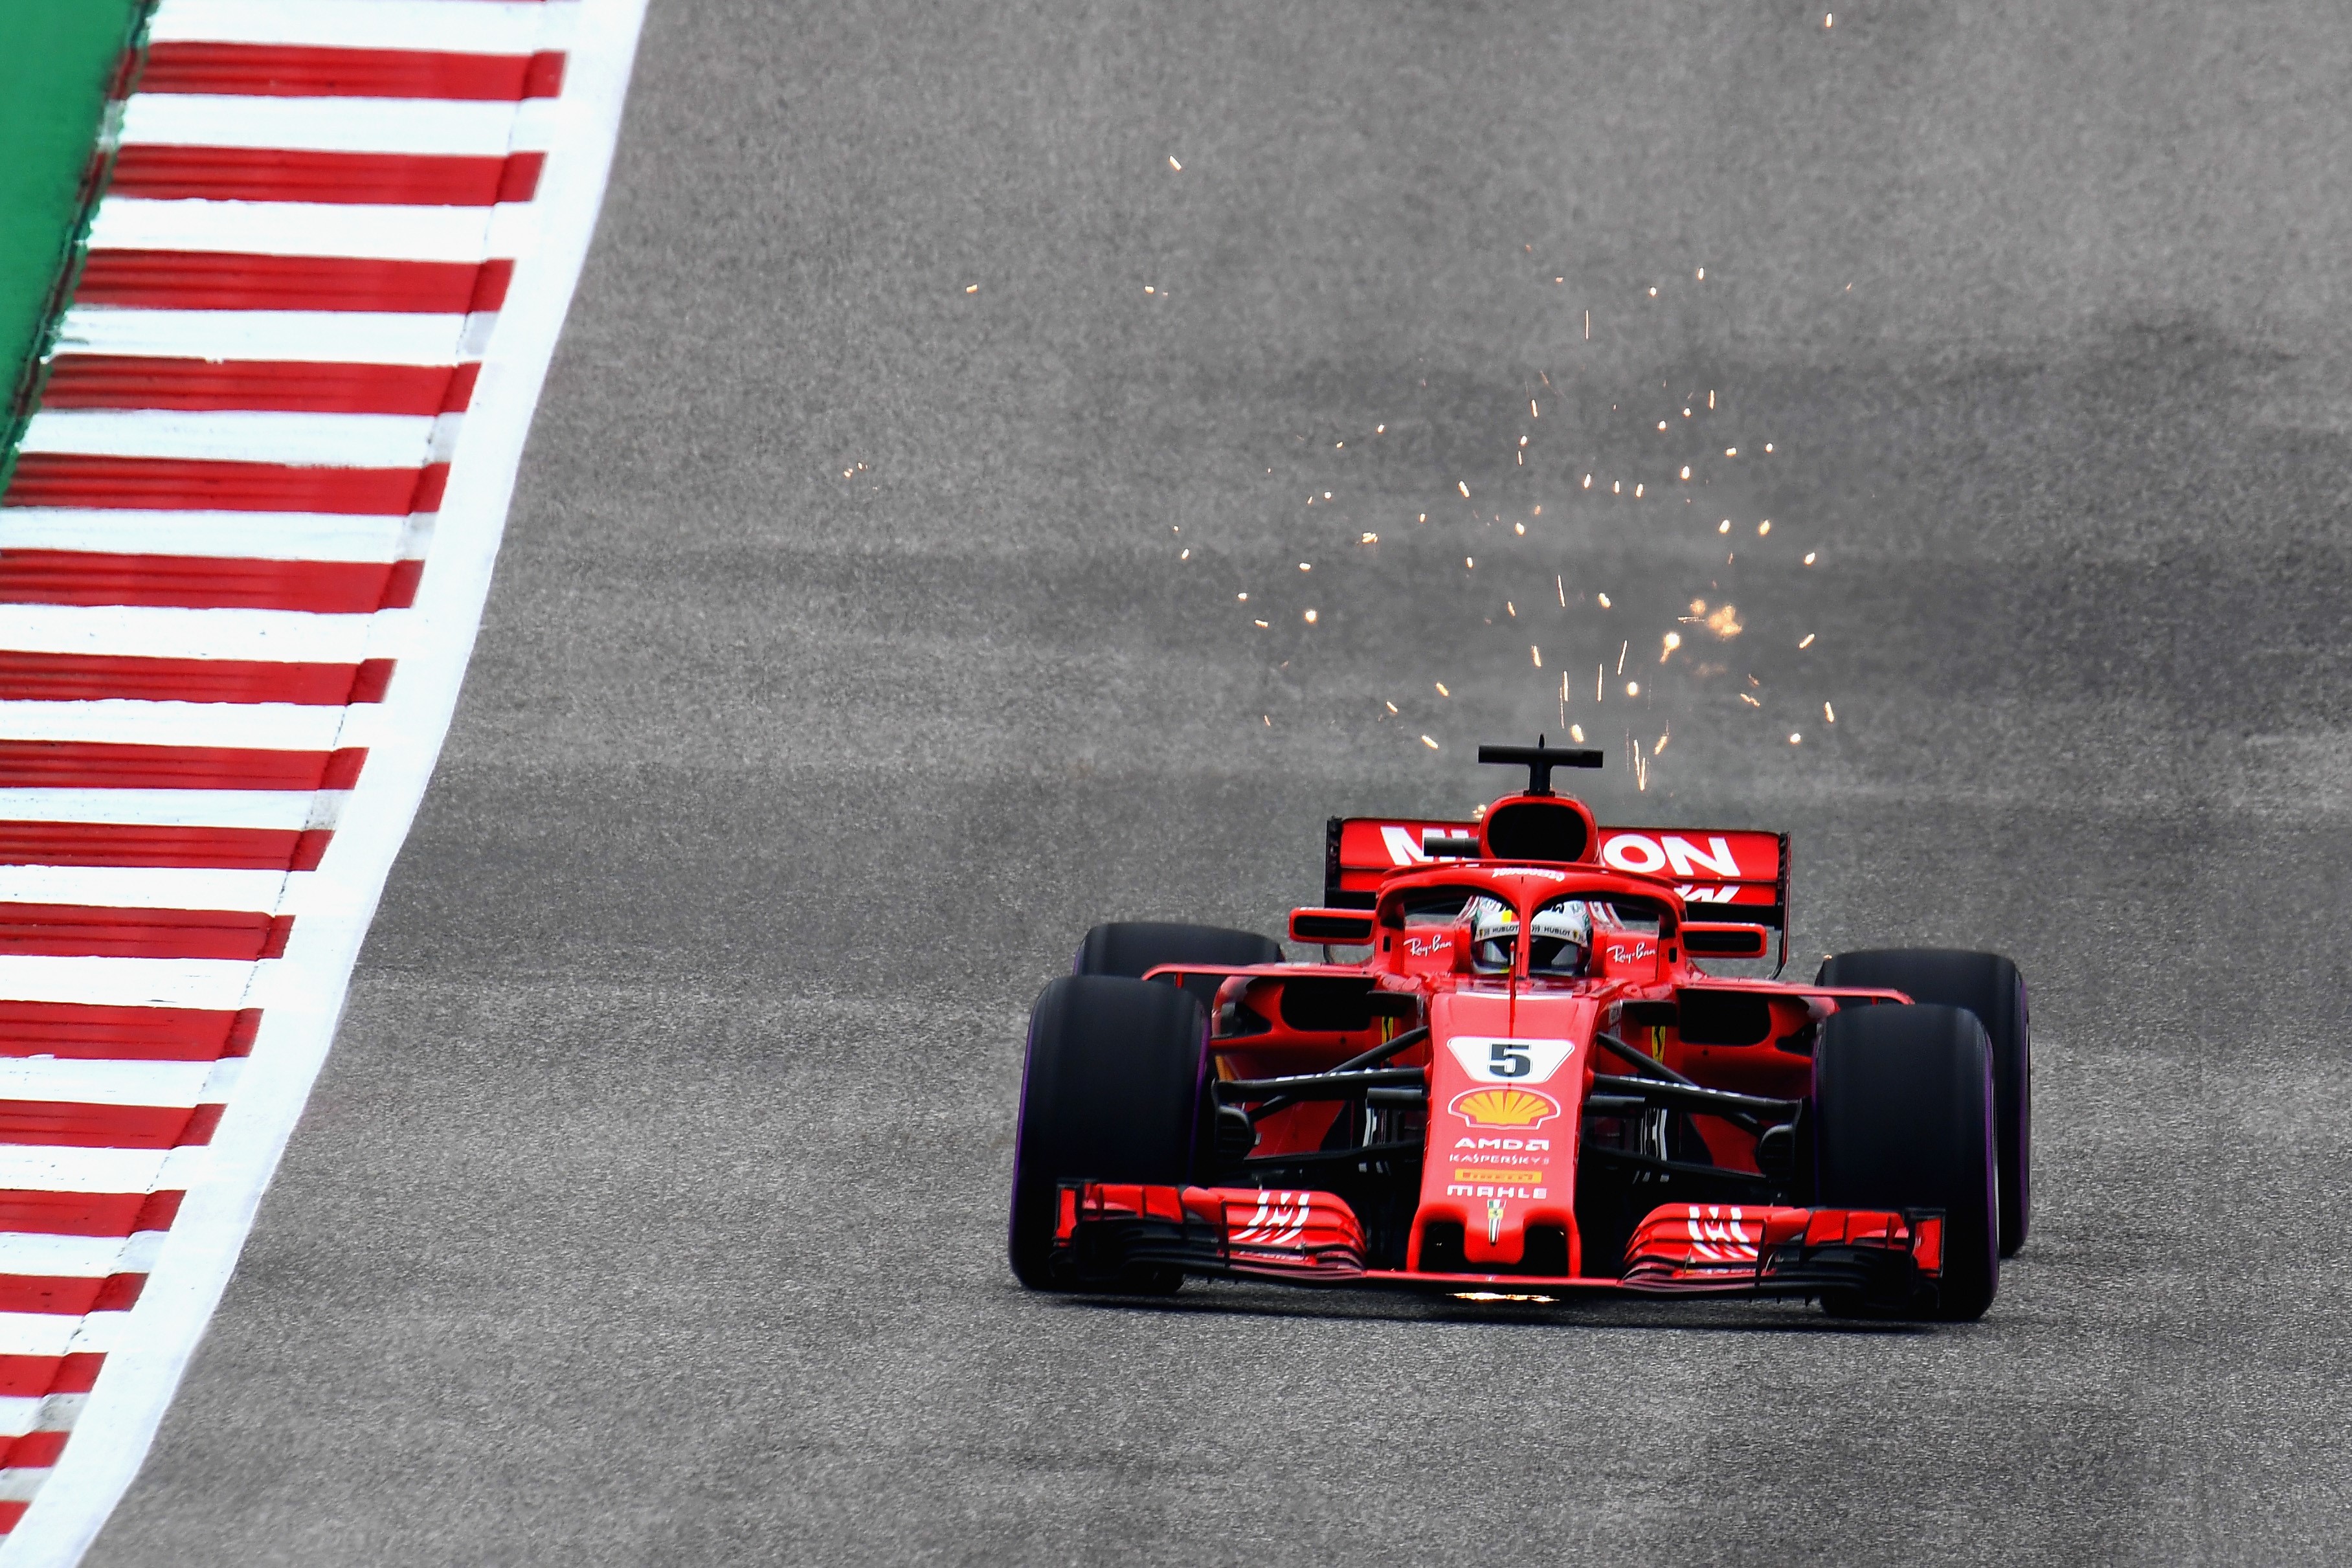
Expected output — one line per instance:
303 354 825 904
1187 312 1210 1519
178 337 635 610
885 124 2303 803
0 0 645 1560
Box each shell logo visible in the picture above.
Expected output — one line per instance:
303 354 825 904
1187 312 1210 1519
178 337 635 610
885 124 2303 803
1449 1086 1561 1130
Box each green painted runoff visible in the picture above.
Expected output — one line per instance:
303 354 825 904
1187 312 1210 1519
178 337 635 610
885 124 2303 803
0 0 144 437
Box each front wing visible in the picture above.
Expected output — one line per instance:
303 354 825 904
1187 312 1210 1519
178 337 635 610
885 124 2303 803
1056 1183 1943 1307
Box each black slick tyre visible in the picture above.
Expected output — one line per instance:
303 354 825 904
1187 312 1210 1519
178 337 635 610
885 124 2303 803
1813 1003 1999 1321
1818 948 2031 1257
1074 921 1282 979
1008 974 1207 1292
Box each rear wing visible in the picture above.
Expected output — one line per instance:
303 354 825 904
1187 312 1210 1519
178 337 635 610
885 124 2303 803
1323 814 1789 931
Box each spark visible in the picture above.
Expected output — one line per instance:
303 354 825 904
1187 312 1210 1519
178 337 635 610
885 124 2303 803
1803 552 1818 566
1376 424 1386 434
1654 728 1670 756
1422 735 1440 750
1757 520 1771 535
1557 576 1566 607
1661 631 1682 661
1764 443 1774 453
1626 680 1640 697
1824 12 1833 26
1532 506 1541 515
1531 400 1540 418
1145 286 1156 295
1531 645 1542 667
1303 609 1318 623
1789 732 1803 745
1585 310 1591 339
1634 484 1644 497
1360 532 1379 544
964 284 980 293
1458 481 1471 498
1725 447 1738 457
1435 682 1451 697
1519 435 1529 447
1516 519 1528 532
1696 267 1705 281
1179 548 1190 559
1569 724 1585 743
1680 466 1691 480
1299 561 1312 571
1169 155 1183 171
1691 599 1708 614
1597 592 1611 608
1584 474 1594 488
1683 408 1692 418
1617 642 1628 674
1506 601 1517 616
1385 701 1398 714
1740 693 1760 707
1706 605 1743 638
1718 519 1732 533
1466 557 1475 570
1264 715 1271 726
1658 421 1669 432
1708 390 1716 409
1253 619 1269 628
1798 633 1815 649
1824 702 1836 722
1336 442 1343 449
1597 665 1604 700
1648 286 1659 297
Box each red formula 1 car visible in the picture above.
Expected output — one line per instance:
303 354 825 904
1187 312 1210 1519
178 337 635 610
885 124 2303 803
1010 743 2032 1319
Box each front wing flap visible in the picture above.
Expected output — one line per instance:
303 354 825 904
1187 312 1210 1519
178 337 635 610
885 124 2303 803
1055 1183 1943 1305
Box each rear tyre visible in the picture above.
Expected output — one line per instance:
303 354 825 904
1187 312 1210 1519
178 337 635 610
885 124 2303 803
1813 1003 1999 1321
1819 948 2031 1256
1075 921 1282 979
1008 974 1207 1292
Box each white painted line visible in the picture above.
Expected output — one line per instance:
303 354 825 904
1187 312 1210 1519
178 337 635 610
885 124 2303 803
0 1398 89 1443
0 1060 221 1110
0 1154 199 1204
0 866 298 916
87 199 533 263
0 1312 136 1360
148 0 569 54
0 704 373 753
0 958 262 1014
54 308 475 367
19 412 445 469
0 606 388 664
0 511 420 565
0 791 335 832
6 0 649 1558
120 95 555 158
0 1238 155 1284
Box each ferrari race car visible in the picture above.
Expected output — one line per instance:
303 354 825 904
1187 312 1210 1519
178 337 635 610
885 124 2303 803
1009 743 2031 1319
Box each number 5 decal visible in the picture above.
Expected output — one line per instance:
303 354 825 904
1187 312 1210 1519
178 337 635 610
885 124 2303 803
1446 1037 1578 1084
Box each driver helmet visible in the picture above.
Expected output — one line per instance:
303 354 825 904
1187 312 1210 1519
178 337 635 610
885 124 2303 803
1529 899 1593 976
1466 897 1518 974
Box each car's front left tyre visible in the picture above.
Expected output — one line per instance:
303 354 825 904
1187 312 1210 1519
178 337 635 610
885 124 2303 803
1813 1002 2000 1321
1007 974 1207 1292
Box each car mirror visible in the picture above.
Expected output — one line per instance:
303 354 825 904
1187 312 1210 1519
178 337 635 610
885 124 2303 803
1288 908 1376 944
1681 922 1771 959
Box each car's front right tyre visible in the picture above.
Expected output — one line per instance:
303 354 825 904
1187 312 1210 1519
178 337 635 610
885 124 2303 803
1007 974 1207 1291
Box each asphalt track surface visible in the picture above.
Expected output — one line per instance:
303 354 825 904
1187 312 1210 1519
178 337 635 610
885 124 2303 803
87 4 2352 1564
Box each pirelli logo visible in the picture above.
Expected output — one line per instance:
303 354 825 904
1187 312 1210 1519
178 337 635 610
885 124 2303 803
1452 1169 1543 1184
